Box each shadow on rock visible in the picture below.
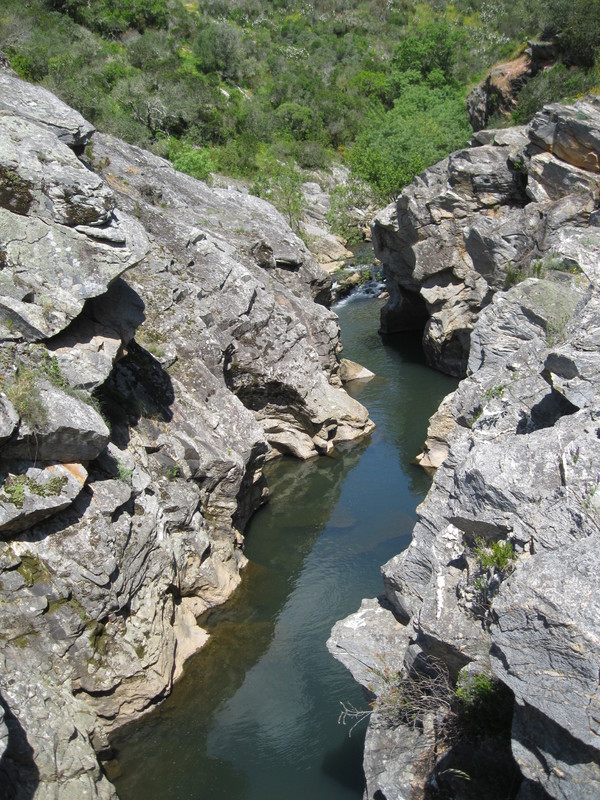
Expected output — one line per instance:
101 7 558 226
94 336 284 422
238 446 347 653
0 693 39 800
97 340 175 448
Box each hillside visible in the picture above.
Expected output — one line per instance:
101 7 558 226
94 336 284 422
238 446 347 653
2 0 599 211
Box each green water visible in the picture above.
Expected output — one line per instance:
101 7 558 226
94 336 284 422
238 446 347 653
111 291 457 800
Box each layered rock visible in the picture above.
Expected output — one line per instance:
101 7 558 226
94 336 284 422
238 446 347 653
0 70 373 798
331 99 600 799
372 95 600 377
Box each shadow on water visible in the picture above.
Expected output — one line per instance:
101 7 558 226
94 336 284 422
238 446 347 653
111 294 458 800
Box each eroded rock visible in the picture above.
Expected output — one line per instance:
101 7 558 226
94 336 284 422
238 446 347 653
0 70 375 800
335 98 600 799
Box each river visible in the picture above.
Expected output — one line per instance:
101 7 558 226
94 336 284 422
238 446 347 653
110 286 457 800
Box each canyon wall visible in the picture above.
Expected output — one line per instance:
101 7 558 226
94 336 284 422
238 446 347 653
0 68 373 798
331 97 600 799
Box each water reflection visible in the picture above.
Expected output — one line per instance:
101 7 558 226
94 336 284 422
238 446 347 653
111 295 457 800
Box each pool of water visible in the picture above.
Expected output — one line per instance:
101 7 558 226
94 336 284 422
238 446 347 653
111 291 457 800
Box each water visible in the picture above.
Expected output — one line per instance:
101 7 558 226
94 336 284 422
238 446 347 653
111 290 457 800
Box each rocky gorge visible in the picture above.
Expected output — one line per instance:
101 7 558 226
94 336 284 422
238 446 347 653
329 97 600 798
0 65 375 798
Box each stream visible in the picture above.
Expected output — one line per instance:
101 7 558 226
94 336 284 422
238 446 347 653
111 286 457 800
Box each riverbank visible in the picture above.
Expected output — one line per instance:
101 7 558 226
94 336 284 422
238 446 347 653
109 292 457 799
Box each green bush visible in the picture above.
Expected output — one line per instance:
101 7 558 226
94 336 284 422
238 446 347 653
250 163 306 232
513 63 600 124
44 0 168 37
6 367 48 431
474 537 516 573
545 0 600 67
170 143 215 181
350 78 471 197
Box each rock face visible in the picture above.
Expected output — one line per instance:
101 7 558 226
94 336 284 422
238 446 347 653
0 69 373 798
331 98 600 799
467 42 557 132
373 95 600 378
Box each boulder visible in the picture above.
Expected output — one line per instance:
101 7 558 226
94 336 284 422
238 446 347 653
339 358 375 383
0 461 87 535
1 382 109 463
0 114 114 225
0 204 148 342
0 71 95 149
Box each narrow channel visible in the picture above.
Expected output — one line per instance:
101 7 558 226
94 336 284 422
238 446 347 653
111 287 457 800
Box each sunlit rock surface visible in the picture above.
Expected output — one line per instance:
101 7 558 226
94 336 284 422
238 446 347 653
0 66 373 799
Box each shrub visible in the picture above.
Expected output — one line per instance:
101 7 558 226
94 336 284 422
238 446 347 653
250 164 306 233
474 537 516 573
6 367 48 431
170 143 215 182
513 63 600 124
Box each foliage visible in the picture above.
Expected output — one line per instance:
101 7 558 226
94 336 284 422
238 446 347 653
5 0 599 198
116 460 133 482
44 0 168 37
339 654 455 735
5 366 48 431
545 0 600 68
326 179 383 244
455 669 514 735
250 163 306 232
513 63 600 124
340 654 513 745
169 141 215 181
1 473 67 508
165 464 181 480
474 536 517 573
349 73 471 198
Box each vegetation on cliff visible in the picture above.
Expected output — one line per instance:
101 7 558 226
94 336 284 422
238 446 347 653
2 0 599 201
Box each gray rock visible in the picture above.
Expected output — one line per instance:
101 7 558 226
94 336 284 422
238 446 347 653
492 534 600 751
1 382 109 463
0 114 114 225
0 73 376 800
89 132 373 459
528 97 600 172
327 597 407 691
0 72 95 148
0 207 148 341
373 97 600 378
336 98 600 799
339 358 375 383
0 396 18 446
0 461 87 535
511 701 600 800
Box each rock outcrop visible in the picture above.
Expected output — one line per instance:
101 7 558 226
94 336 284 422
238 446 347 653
331 98 600 799
467 42 557 132
0 70 373 798
373 95 600 378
